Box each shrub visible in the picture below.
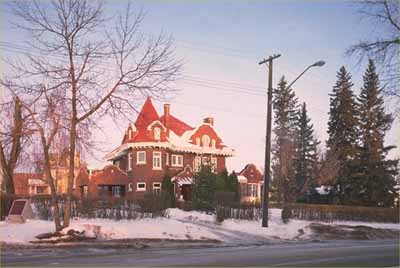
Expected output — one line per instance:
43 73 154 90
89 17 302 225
285 203 399 223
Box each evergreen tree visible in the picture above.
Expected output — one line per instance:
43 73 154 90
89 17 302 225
161 174 176 208
272 76 299 205
192 166 217 211
356 59 398 207
326 66 359 203
293 102 319 198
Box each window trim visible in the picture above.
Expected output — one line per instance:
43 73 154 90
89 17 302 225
128 152 132 171
128 183 134 192
153 151 162 170
166 153 169 166
171 154 183 167
136 151 146 165
136 182 146 191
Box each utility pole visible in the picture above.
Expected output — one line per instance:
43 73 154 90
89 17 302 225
259 54 281 227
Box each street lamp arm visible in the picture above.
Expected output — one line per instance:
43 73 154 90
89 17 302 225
286 60 325 90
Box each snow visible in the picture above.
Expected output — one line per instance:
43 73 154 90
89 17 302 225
1 208 399 245
315 185 332 195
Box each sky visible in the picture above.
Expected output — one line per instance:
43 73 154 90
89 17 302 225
1 0 399 172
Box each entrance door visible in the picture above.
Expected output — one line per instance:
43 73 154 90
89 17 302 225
181 185 192 201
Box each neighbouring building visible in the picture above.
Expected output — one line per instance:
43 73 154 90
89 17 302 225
76 97 235 200
237 164 264 203
13 151 83 196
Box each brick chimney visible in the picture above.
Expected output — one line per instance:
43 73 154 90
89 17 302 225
164 103 170 132
203 117 214 126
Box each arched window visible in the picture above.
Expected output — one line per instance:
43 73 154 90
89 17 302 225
202 135 210 147
211 139 216 148
196 137 200 146
154 127 161 140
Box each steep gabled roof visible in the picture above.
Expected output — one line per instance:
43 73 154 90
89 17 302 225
135 97 159 129
160 114 194 136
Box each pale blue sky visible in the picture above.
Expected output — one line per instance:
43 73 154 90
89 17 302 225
1 1 399 171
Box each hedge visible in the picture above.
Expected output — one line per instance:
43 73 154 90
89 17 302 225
285 203 399 223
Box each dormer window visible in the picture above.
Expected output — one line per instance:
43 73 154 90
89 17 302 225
202 135 210 147
128 129 132 139
196 137 200 146
211 139 216 148
154 127 161 140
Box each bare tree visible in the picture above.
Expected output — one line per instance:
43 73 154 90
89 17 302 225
346 0 400 111
4 0 182 228
0 96 33 194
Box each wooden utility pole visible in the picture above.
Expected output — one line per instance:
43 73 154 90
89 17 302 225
259 54 281 227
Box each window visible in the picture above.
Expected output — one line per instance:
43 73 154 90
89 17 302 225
211 157 217 173
166 153 169 166
137 151 146 164
247 183 258 197
154 127 161 140
82 186 88 197
202 135 210 147
128 152 132 170
112 186 122 197
128 129 132 139
153 183 162 195
114 160 120 168
36 186 46 194
171 154 183 167
202 156 210 166
196 137 200 145
194 156 201 172
153 151 162 170
240 183 247 197
137 182 146 191
128 183 133 192
211 139 216 148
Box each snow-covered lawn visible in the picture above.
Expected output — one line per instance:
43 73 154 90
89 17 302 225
1 208 399 245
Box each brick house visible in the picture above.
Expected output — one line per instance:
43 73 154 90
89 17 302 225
13 151 83 196
237 164 264 203
76 97 235 200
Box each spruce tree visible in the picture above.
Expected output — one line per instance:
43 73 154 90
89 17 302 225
356 59 398 207
326 66 359 203
293 102 319 198
272 76 299 205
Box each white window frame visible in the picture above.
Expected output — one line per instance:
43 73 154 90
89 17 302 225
128 152 132 171
166 153 169 166
153 182 162 194
128 183 134 192
136 182 146 192
137 151 146 165
248 183 258 197
211 157 217 173
153 151 162 170
194 156 201 172
202 135 210 147
171 154 183 167
154 127 161 140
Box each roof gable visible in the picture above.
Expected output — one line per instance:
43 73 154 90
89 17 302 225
135 97 159 129
160 114 194 136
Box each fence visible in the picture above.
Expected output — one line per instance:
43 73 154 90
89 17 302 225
285 203 399 223
1 194 168 221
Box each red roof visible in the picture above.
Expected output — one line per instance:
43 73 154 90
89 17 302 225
134 97 159 129
160 114 194 136
122 97 194 144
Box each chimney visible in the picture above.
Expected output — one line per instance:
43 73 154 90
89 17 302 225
203 117 214 126
164 103 170 134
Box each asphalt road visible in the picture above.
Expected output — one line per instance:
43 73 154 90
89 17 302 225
2 239 399 267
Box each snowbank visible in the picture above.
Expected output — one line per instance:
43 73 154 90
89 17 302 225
1 208 398 245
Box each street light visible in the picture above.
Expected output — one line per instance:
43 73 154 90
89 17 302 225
259 57 325 228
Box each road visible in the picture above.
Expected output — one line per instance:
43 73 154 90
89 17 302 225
2 239 399 267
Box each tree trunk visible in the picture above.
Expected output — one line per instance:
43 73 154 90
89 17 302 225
63 118 77 228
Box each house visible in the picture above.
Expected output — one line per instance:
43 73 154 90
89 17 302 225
237 164 264 203
13 151 83 196
77 97 235 200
